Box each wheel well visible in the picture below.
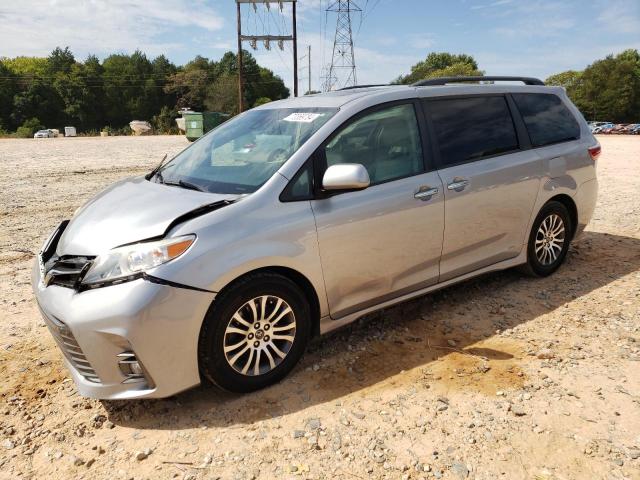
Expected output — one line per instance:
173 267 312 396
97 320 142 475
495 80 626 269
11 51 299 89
218 266 322 337
547 194 578 239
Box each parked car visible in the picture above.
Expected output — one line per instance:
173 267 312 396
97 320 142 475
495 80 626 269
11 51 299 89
621 123 638 134
609 124 629 134
33 77 599 399
630 124 640 135
592 123 613 134
33 129 54 139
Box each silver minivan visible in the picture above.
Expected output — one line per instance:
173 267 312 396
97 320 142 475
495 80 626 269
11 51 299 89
32 77 600 399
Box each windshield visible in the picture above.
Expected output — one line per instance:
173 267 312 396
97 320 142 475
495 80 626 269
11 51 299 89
153 107 337 194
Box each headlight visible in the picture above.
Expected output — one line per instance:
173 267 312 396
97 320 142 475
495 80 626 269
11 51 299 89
81 235 195 287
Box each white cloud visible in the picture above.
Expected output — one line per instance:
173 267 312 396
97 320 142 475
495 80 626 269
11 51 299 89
0 0 224 59
598 0 640 34
406 33 435 50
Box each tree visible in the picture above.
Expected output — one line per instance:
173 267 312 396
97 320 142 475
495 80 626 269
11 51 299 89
550 49 640 122
15 117 43 138
0 62 18 130
47 47 75 75
253 97 272 107
204 73 239 114
0 48 288 132
545 70 583 90
395 52 481 84
164 55 214 111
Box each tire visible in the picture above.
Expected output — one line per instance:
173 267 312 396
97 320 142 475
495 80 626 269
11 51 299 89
520 201 572 277
198 272 311 393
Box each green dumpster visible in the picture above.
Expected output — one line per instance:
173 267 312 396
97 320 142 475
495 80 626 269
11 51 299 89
184 112 230 141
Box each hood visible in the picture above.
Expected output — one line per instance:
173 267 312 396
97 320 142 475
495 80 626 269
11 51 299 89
57 177 239 255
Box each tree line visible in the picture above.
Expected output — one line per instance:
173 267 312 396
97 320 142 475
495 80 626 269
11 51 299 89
0 47 289 137
1 47 638 137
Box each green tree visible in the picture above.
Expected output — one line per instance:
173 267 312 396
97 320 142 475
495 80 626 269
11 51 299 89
253 97 272 107
15 117 43 138
47 47 75 75
395 52 481 84
0 62 18 130
555 49 640 122
204 73 239 114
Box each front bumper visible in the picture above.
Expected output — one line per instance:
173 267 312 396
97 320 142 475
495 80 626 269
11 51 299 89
32 260 216 399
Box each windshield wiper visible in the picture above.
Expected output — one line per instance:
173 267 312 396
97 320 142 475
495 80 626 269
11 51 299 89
163 179 205 192
146 154 167 180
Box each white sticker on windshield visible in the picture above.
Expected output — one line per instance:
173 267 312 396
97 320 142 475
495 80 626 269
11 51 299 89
283 112 324 123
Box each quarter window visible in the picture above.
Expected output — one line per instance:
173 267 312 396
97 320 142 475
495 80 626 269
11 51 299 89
427 96 519 167
324 103 424 185
512 93 580 147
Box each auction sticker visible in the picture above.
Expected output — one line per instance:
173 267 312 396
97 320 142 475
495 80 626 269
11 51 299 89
283 112 324 123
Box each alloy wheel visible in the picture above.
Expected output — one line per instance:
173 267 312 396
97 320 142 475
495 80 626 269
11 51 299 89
535 213 566 266
223 295 297 376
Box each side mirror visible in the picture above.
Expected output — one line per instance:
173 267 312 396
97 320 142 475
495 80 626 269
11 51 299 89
322 163 370 191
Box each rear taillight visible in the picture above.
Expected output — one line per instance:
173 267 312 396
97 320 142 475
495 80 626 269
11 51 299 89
588 145 601 162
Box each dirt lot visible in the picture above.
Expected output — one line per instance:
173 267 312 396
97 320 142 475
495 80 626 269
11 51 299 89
0 135 639 480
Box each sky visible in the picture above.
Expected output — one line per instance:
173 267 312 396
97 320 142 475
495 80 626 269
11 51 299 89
1 0 639 94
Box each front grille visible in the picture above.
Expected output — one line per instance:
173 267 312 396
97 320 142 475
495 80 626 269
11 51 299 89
43 255 93 289
39 307 101 383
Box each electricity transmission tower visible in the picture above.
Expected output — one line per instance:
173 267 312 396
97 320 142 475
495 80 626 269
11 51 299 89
323 0 360 91
236 0 298 112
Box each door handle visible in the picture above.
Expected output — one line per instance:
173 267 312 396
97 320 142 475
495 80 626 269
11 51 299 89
447 178 470 191
414 186 439 201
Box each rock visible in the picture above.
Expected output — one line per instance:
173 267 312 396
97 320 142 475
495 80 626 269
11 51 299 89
306 418 321 431
451 462 469 478
436 401 448 412
536 348 555 359
627 449 640 460
292 430 305 439
104 421 115 429
134 451 148 461
86 458 96 467
447 339 457 347
2 439 15 450
71 455 85 466
511 406 527 417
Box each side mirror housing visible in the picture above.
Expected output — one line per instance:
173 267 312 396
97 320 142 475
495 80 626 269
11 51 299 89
322 163 370 191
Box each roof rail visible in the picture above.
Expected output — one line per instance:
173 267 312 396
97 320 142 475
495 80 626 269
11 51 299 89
413 76 545 87
337 84 391 91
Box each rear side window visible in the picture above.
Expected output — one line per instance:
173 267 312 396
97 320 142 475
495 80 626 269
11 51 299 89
512 93 580 147
427 96 519 167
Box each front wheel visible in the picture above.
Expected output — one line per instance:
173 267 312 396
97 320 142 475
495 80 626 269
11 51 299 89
521 201 572 277
198 273 311 393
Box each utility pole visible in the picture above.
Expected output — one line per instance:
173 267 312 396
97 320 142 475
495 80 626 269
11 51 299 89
236 0 298 112
307 45 311 94
292 1 298 98
236 1 244 113
324 0 360 91
299 45 312 94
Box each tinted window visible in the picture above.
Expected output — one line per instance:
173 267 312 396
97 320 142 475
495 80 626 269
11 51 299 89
281 161 313 201
324 104 424 185
512 93 580 147
427 96 519 167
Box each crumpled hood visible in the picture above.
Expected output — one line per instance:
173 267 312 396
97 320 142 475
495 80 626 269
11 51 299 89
57 176 239 255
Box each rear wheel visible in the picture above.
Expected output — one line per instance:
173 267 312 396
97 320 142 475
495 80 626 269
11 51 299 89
521 201 572 277
198 273 310 392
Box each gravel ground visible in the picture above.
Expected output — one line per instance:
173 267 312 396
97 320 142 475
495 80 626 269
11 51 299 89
0 135 639 480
